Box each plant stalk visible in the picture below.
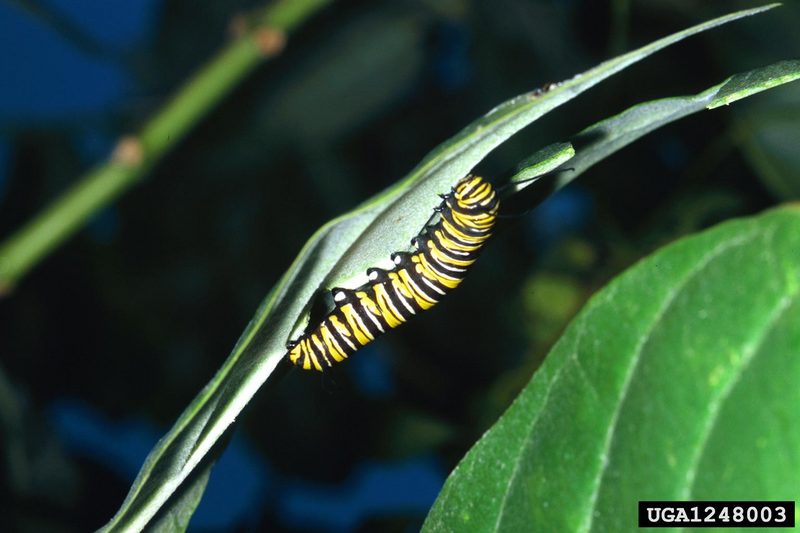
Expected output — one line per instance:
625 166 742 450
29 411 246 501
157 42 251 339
0 0 331 294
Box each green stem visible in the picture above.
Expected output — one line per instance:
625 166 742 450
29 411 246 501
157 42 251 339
0 0 331 293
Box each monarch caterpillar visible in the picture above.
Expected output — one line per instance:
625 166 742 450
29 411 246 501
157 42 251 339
287 175 499 371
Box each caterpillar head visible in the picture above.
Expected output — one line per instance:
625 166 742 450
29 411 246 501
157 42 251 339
451 175 499 213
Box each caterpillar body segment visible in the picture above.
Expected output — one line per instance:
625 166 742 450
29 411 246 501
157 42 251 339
287 175 499 371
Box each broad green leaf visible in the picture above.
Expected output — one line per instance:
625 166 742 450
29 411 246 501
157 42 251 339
423 206 800 532
100 6 778 531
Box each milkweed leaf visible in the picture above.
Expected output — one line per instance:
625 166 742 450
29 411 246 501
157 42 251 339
423 206 800 532
553 59 800 191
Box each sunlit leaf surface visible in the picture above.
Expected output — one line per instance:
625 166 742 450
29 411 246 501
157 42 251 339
423 206 800 532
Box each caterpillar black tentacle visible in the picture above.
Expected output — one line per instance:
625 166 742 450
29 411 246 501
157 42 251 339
286 175 499 371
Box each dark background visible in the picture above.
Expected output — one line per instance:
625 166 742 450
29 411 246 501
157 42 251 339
0 0 798 531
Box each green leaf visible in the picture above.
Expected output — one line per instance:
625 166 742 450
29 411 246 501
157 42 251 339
708 59 800 109
551 59 800 192
146 462 212 533
423 206 800 532
100 6 779 531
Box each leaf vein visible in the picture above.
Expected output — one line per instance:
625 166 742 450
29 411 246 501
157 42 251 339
681 228 798 501
582 230 760 532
